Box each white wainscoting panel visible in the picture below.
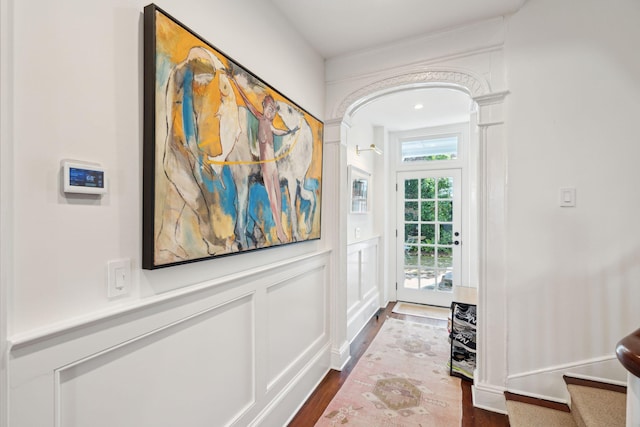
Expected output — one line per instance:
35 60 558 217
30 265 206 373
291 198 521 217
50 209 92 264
266 265 327 390
8 251 330 427
346 250 361 313
346 238 381 343
58 295 254 427
360 244 377 298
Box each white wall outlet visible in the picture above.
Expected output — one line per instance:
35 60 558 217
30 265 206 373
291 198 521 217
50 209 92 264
107 258 131 298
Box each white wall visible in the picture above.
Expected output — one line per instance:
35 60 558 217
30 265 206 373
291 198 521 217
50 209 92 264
325 16 510 411
324 0 640 411
9 0 324 335
503 0 640 397
2 0 328 426
345 119 379 244
343 120 384 347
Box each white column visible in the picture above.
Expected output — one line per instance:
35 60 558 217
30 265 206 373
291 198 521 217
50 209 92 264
0 0 13 425
471 91 510 413
628 373 640 427
323 118 350 370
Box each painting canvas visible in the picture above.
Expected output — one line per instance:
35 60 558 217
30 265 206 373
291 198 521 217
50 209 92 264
143 4 323 269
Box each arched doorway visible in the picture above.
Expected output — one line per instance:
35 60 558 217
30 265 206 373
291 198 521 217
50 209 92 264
349 87 474 309
324 69 508 410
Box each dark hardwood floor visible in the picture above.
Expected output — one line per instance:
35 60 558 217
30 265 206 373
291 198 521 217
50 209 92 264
288 302 510 427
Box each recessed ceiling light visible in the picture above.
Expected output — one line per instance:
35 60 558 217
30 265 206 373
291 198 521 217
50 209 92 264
414 103 423 110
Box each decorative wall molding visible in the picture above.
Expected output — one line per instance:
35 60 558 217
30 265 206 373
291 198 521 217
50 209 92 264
9 250 330 349
54 293 256 427
8 251 331 427
334 68 491 120
473 382 508 414
346 237 380 343
505 354 627 405
329 57 510 414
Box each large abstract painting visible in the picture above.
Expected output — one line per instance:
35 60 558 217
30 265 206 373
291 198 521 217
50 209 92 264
143 4 323 269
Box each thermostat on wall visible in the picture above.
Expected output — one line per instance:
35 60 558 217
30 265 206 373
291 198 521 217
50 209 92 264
62 160 107 195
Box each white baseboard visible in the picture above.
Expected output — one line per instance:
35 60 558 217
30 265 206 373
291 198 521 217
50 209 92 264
506 354 627 402
331 340 351 371
473 381 507 414
252 342 332 427
346 290 380 343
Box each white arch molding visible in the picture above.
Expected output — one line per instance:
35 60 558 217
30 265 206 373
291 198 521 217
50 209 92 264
323 67 510 412
333 68 491 121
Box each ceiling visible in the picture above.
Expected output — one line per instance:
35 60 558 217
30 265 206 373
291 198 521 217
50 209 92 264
351 88 473 132
269 0 527 59
268 0 526 131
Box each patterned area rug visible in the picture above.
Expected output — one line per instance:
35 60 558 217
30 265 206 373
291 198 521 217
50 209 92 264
316 318 461 426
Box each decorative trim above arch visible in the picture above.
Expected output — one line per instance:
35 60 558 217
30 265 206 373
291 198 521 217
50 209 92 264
333 68 491 120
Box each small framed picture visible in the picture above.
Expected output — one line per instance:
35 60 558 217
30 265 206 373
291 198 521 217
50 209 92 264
348 165 370 214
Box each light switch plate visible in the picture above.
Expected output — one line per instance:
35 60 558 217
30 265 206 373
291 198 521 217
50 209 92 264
560 187 576 207
107 258 131 298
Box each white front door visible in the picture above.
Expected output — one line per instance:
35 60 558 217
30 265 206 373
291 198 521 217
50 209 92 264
396 169 462 307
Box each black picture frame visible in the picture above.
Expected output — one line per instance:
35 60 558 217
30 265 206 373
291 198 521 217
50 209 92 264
143 4 324 269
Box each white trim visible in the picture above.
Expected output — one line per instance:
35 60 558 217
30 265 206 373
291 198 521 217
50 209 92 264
505 388 570 406
331 341 351 371
253 341 332 427
477 121 505 128
507 354 618 381
562 372 627 388
506 354 627 403
52 292 258 427
330 59 509 413
336 69 490 119
9 250 331 349
265 265 328 391
627 373 640 427
473 382 508 414
0 0 13 425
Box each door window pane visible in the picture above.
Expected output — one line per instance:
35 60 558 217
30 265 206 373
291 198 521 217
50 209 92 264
421 201 435 221
405 224 418 243
421 224 435 244
405 179 419 199
404 245 418 266
438 224 453 244
438 247 453 268
438 177 454 198
420 269 437 290
421 178 436 199
404 266 419 289
438 201 453 222
437 270 453 291
420 246 435 267
405 202 419 221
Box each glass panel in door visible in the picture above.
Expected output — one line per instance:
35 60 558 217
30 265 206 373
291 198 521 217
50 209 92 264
396 169 461 307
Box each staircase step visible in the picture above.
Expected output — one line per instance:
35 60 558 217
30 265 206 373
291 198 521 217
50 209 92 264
567 384 626 427
505 392 577 427
506 400 578 427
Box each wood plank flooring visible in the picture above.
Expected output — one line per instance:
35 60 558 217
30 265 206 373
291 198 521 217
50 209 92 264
288 302 510 426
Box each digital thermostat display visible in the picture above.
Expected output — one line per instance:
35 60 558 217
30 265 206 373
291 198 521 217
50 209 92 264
69 167 104 188
63 161 108 194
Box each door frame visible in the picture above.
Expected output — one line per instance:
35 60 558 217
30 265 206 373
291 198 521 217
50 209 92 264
388 121 477 305
396 168 462 307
